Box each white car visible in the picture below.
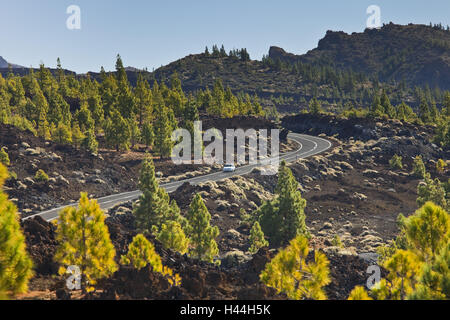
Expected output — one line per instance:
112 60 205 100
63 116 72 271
223 164 236 172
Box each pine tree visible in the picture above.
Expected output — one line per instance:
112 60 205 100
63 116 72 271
35 169 49 183
402 202 449 263
184 94 199 121
260 235 330 300
134 157 173 233
141 121 154 148
157 221 189 254
71 122 85 148
115 54 127 84
419 97 431 123
104 108 131 151
412 155 426 179
371 250 423 300
350 202 450 300
115 55 135 119
135 74 153 126
186 194 219 263
120 234 162 271
128 119 140 149
381 90 396 118
81 129 99 154
0 164 34 297
308 97 322 115
154 106 174 158
417 176 447 211
54 193 118 292
249 221 269 254
259 161 308 245
120 234 182 287
348 286 373 300
75 101 95 133
369 93 384 117
436 159 447 175
87 94 104 130
53 122 72 144
410 241 450 299
443 92 450 117
47 90 70 126
37 110 50 140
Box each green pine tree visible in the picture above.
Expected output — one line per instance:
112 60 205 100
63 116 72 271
141 121 155 148
54 193 118 292
186 194 219 263
249 221 269 254
133 157 175 233
104 108 131 151
0 164 34 297
308 97 322 115
157 220 189 254
154 106 174 158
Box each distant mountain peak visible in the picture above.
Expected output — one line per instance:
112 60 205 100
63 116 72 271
0 56 25 69
268 23 450 89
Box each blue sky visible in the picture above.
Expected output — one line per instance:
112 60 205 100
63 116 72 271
1 0 449 73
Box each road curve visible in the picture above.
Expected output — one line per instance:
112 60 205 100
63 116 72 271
23 133 332 222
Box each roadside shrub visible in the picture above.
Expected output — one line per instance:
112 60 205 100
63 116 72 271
332 235 343 248
412 155 426 179
34 169 49 183
0 148 9 166
389 154 403 170
436 159 447 174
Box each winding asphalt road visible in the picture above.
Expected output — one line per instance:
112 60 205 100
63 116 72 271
23 133 332 222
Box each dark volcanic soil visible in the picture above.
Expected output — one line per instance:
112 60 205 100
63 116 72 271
11 114 450 300
21 213 370 300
